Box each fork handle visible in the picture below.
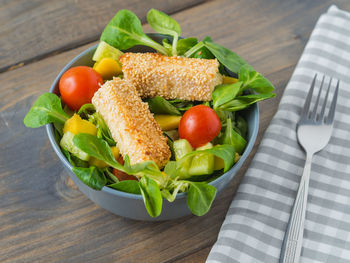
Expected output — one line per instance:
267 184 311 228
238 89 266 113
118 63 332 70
280 154 313 263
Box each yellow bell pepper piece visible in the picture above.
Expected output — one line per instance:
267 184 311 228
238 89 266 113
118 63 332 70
63 114 97 135
89 146 120 168
214 155 225 171
110 146 120 160
93 58 122 80
154 115 182 131
223 76 239 84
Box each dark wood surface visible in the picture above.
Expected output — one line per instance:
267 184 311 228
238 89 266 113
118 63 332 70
1 0 350 262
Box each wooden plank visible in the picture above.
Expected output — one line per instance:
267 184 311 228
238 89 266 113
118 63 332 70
1 0 350 262
0 0 204 72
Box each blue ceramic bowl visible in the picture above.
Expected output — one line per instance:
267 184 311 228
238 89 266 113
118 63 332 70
47 34 259 221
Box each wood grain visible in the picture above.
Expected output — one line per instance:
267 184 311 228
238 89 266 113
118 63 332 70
1 0 350 262
0 0 204 72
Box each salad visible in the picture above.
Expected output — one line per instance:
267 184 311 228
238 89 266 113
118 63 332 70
24 9 275 218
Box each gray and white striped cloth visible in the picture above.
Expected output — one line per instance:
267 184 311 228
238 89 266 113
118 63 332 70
207 5 350 263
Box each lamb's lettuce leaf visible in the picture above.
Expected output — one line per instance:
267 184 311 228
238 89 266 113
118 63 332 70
72 166 107 190
109 180 141 194
186 181 217 216
219 118 247 154
139 176 163 217
24 93 69 128
147 8 181 55
101 9 168 55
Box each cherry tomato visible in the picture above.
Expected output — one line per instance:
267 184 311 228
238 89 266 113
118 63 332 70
178 105 221 148
59 66 104 110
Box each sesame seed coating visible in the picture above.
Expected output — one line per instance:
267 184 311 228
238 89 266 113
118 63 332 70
120 53 222 101
92 78 171 168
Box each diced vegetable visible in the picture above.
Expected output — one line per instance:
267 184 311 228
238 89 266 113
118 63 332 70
214 155 225 170
60 131 90 161
154 115 182 131
93 58 122 80
173 139 193 160
222 76 239 84
63 114 97 135
214 150 240 171
92 41 124 62
173 139 193 178
235 152 241 163
188 143 214 176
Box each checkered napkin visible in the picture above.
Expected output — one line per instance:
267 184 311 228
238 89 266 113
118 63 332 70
207 5 350 263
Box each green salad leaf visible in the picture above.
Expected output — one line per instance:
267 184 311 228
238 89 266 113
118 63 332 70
239 64 275 94
161 180 188 202
77 103 95 118
168 99 194 112
176 37 198 56
109 180 141 194
212 82 243 110
73 166 107 190
218 93 275 112
100 9 168 55
24 93 69 128
147 96 181 115
73 134 122 168
235 115 248 139
139 176 163 217
183 36 212 58
89 112 116 146
127 161 166 187
147 8 181 55
220 118 247 154
203 41 249 73
186 181 217 216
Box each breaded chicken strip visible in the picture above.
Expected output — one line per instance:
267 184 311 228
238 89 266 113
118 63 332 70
120 53 222 101
92 78 170 168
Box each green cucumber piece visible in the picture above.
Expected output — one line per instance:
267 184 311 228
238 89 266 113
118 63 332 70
188 143 214 176
174 139 193 178
60 132 90 161
92 41 124 62
173 139 193 160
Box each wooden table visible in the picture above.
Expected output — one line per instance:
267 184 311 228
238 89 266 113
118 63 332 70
1 0 349 262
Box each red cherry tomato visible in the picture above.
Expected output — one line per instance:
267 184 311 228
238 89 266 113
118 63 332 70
178 105 221 148
59 66 104 110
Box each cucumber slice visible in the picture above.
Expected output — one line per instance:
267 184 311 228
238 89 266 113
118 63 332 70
92 41 124 62
60 132 90 161
173 139 193 160
173 139 193 179
188 143 214 176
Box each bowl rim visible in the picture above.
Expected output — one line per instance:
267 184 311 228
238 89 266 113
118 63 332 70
46 35 259 201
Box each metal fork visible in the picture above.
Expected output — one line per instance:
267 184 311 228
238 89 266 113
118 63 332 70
279 74 340 263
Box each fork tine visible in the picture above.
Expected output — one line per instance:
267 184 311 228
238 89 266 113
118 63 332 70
301 74 317 120
310 75 325 120
325 79 340 124
319 77 332 122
